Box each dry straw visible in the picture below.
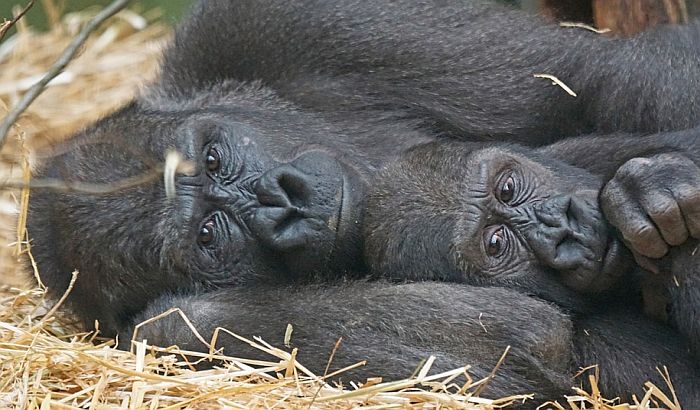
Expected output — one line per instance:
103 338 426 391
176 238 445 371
0 2 686 409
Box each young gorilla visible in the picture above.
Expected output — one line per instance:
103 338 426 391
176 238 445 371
362 130 700 377
25 0 700 406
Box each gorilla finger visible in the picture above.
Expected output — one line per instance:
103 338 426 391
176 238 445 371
676 187 700 238
619 237 660 274
642 196 688 247
605 202 668 259
600 179 631 222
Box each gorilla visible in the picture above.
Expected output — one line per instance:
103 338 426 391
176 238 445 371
362 130 700 384
24 0 700 406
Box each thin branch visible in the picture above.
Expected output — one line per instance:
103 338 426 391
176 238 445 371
0 150 193 194
31 269 78 332
0 0 35 42
0 168 163 194
0 0 131 148
559 21 610 34
534 73 578 97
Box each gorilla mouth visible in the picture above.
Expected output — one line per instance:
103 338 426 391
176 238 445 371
327 176 346 234
592 236 632 292
557 224 632 294
328 161 366 272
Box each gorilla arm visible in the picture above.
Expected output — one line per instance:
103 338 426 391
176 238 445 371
575 309 700 405
155 0 700 141
126 280 700 405
127 281 573 400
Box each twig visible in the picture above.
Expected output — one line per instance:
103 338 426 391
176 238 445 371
0 152 193 194
559 21 610 34
0 169 163 194
31 269 78 332
0 0 131 148
308 337 344 408
131 307 211 354
534 73 578 97
472 345 511 397
0 0 35 42
163 150 195 198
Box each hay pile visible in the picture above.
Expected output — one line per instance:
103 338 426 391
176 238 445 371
0 4 685 409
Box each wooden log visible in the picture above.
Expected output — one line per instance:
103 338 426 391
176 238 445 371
592 0 688 36
538 0 692 36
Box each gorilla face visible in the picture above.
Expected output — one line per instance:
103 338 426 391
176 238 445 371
28 101 367 334
363 140 634 310
170 115 364 282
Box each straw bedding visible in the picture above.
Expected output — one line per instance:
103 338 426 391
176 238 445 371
0 4 684 409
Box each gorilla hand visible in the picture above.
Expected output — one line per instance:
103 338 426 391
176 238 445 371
601 153 700 261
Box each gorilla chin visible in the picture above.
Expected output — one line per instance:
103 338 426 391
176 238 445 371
563 233 631 293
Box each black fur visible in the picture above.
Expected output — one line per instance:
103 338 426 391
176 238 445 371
131 281 574 400
25 0 700 406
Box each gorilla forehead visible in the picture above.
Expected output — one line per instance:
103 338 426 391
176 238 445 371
140 82 377 167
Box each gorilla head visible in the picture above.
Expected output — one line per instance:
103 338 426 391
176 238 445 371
28 85 367 334
363 140 635 310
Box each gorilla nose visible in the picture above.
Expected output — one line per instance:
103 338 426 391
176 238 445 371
256 165 313 209
527 195 590 271
249 151 345 275
252 164 320 249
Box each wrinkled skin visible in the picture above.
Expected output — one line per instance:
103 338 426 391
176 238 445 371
25 0 700 406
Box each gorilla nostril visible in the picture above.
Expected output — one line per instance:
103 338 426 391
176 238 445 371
252 161 336 253
255 165 314 209
253 206 308 249
277 172 312 207
256 173 289 208
565 196 590 232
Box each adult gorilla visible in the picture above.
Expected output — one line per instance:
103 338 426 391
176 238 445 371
25 0 700 405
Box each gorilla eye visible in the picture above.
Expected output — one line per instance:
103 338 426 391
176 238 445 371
485 226 507 257
497 173 516 204
205 147 221 173
198 219 216 245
